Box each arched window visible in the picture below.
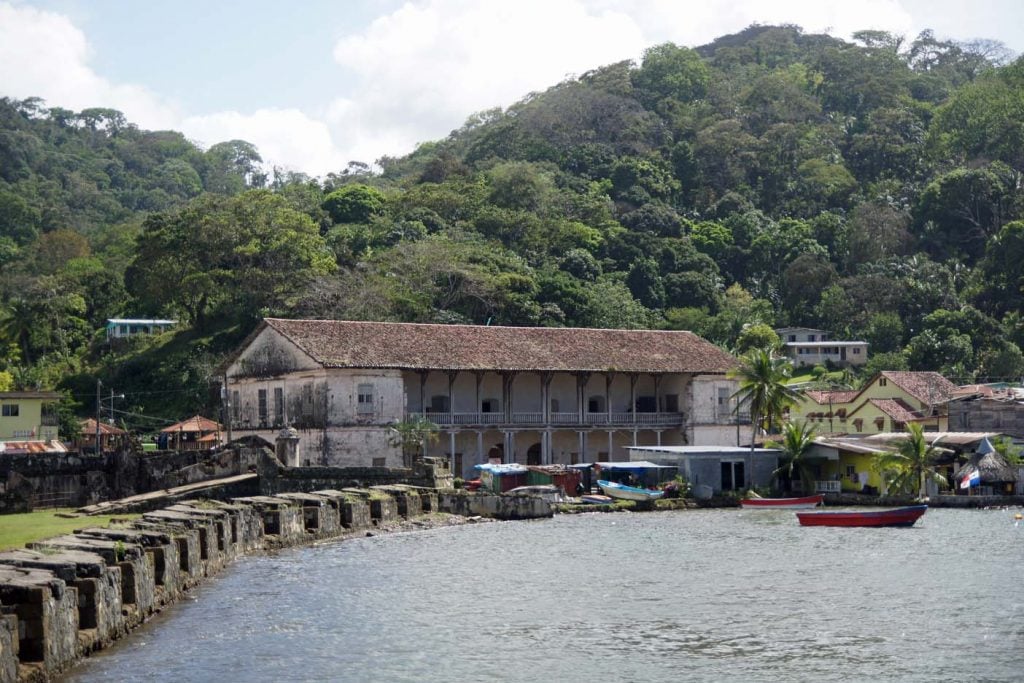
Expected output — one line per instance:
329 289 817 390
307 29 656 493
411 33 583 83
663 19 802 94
587 395 606 413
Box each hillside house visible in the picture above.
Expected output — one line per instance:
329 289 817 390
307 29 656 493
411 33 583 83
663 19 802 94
105 318 177 341
791 371 959 435
775 327 868 368
223 319 744 477
0 391 60 442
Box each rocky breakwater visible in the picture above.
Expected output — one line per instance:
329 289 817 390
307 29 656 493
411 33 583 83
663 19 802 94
0 486 554 682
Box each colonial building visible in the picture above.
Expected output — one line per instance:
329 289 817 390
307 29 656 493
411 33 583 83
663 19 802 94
774 327 868 368
223 319 743 477
0 391 60 442
791 371 959 435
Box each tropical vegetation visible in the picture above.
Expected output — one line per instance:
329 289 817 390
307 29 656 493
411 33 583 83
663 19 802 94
2 24 1024 425
769 421 819 494
874 423 949 497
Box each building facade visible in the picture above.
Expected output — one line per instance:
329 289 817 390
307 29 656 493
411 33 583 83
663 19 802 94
224 319 744 477
775 327 868 368
0 391 60 441
791 371 958 435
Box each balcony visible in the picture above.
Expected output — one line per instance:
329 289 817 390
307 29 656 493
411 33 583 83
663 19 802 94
408 411 686 428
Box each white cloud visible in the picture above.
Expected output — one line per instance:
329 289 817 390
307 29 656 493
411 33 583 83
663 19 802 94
325 0 918 168
180 109 346 177
0 0 945 178
0 2 179 129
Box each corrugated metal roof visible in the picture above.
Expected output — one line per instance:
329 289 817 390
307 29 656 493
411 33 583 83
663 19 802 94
863 431 1001 446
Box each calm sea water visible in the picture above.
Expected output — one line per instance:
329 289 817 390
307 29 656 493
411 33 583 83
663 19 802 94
67 508 1023 683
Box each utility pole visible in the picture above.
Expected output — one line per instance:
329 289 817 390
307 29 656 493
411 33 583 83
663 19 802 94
95 379 101 454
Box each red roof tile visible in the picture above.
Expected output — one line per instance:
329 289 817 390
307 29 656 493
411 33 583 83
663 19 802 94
260 319 738 374
161 415 222 434
81 418 127 435
880 371 958 405
867 398 921 423
804 390 860 405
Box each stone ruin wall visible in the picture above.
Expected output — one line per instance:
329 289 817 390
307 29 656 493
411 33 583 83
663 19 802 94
0 484 552 682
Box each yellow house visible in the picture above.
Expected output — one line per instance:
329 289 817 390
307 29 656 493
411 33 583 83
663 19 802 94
0 391 61 441
804 437 894 494
791 371 959 436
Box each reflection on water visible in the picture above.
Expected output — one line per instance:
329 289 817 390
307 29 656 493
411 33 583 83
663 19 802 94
67 508 1024 683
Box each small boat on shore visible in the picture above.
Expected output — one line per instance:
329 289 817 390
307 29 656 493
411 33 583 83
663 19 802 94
796 505 928 528
740 494 824 510
597 479 664 502
580 494 614 505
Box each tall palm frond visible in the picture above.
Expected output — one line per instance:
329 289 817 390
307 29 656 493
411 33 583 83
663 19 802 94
769 421 818 494
729 348 801 440
874 423 948 498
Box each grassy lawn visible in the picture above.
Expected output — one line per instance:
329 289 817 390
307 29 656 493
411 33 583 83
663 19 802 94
788 370 848 385
0 509 139 552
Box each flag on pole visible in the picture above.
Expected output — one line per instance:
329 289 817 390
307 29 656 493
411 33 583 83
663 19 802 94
960 467 980 489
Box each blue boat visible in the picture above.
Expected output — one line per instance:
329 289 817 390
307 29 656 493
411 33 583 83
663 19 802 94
597 479 664 502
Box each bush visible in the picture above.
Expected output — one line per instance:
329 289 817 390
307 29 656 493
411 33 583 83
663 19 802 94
453 477 464 490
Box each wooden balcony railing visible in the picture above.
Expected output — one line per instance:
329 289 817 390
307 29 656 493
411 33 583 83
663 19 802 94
408 411 686 428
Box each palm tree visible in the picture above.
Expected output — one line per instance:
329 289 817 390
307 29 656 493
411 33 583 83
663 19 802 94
0 297 35 363
874 423 948 498
769 421 818 494
729 348 801 445
388 415 440 467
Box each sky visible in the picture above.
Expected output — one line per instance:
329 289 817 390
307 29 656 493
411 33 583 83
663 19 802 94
1 0 1022 178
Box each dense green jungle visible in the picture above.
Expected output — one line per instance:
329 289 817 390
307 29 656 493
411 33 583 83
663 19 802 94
1 24 1023 433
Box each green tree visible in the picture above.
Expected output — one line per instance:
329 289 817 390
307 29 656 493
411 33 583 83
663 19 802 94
323 184 387 224
126 190 335 326
734 323 781 354
769 421 818 494
874 423 948 498
631 43 710 107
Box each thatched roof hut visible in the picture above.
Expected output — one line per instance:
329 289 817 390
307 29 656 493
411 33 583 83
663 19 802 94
954 451 1019 486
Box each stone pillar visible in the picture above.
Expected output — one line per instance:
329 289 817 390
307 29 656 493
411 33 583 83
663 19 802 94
275 427 301 467
476 430 484 465
449 431 457 473
655 430 663 446
606 430 614 461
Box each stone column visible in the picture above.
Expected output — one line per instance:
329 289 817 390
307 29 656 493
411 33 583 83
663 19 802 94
477 430 484 465
606 430 614 461
275 426 301 467
605 373 613 424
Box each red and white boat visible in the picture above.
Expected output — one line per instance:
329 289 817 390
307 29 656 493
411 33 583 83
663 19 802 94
739 494 824 510
796 505 927 528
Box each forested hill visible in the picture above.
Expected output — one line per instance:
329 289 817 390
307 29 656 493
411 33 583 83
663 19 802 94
2 24 1024 427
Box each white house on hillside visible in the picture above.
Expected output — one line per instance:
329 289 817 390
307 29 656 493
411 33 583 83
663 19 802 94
223 319 745 477
775 327 868 368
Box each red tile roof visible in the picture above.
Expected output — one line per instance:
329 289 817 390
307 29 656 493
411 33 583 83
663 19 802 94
260 319 738 374
161 415 222 434
81 418 127 435
880 371 959 405
804 390 860 405
867 398 921 423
